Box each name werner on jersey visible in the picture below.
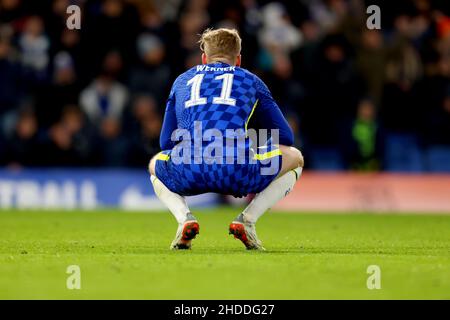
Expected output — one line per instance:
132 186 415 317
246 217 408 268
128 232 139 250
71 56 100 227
196 65 236 72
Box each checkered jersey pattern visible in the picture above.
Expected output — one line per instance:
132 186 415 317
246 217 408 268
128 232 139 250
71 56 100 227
155 63 281 197
156 151 281 197
174 63 257 134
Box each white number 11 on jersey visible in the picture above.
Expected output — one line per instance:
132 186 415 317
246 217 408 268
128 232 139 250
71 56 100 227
185 73 236 108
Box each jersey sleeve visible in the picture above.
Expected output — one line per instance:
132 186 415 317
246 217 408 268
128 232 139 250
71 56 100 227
252 75 294 146
159 84 178 150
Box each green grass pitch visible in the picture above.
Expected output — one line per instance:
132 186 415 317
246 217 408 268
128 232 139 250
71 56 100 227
0 208 449 299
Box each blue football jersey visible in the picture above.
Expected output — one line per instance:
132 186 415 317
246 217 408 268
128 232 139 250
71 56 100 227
155 62 294 197
159 62 294 153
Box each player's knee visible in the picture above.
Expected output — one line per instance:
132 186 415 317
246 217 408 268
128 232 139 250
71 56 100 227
148 157 157 176
280 145 304 171
294 148 304 168
284 146 304 169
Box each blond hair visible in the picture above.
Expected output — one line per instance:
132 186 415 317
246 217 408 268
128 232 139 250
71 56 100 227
199 28 242 64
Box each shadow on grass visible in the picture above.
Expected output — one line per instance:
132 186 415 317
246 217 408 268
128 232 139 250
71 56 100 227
116 245 450 257
9 244 449 257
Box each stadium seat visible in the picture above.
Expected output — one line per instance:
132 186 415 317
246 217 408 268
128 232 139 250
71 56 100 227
426 146 450 173
308 148 345 171
384 133 424 172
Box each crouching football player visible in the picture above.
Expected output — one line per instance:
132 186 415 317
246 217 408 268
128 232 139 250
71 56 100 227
148 28 304 250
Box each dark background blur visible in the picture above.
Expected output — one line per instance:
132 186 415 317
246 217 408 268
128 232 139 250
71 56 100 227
0 0 449 171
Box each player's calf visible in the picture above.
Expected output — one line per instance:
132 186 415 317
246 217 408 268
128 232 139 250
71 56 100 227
149 158 198 250
230 146 304 249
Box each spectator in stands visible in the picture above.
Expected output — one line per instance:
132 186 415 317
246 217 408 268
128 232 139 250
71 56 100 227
291 19 322 85
305 34 362 147
344 99 383 171
128 33 170 106
79 72 128 124
35 51 80 128
125 95 162 167
258 2 302 53
173 1 209 72
18 15 50 83
380 13 424 134
42 104 96 166
46 0 71 42
415 45 450 146
79 69 129 167
2 107 40 167
0 31 22 120
355 29 386 106
79 49 129 166
256 2 303 111
81 0 140 81
57 28 82 72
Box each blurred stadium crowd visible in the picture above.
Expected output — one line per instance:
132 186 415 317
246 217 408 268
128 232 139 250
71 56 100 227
0 0 449 171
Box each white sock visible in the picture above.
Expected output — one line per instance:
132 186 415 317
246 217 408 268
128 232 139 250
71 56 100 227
150 175 190 224
242 167 303 224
